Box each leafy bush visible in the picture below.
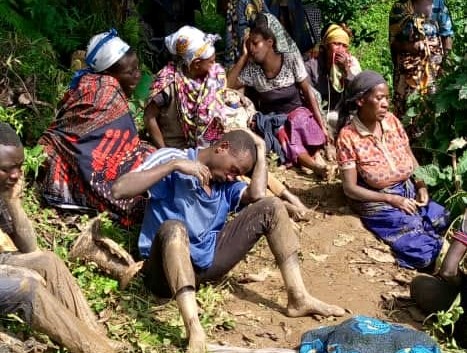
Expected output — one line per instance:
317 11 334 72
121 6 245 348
410 50 467 219
0 27 68 142
195 0 226 50
348 0 394 85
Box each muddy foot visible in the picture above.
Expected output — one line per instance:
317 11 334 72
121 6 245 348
287 295 345 318
187 329 206 353
120 261 144 290
284 202 313 222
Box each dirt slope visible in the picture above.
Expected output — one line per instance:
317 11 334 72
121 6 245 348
213 169 422 350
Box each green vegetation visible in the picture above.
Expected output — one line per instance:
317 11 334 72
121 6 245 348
410 0 467 221
348 0 394 85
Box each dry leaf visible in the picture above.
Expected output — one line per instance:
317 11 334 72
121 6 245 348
309 252 329 262
333 233 354 247
363 247 395 263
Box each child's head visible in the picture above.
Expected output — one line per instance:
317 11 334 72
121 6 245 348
412 0 433 17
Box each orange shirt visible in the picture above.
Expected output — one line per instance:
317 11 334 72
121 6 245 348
337 113 414 189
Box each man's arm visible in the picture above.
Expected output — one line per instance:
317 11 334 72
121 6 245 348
112 158 212 200
0 179 37 253
240 131 267 204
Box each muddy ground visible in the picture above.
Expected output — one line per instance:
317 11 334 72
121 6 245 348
211 169 425 350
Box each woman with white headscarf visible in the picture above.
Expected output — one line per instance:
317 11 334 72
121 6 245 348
144 25 226 148
39 29 155 225
145 25 314 221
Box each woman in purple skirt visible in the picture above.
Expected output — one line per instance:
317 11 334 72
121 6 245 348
228 12 335 179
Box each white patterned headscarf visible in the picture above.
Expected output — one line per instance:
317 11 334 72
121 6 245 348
86 28 130 72
165 25 220 65
69 28 130 89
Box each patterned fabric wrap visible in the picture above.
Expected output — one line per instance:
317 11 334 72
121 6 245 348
282 107 326 164
224 0 311 67
265 0 312 53
389 0 450 122
299 315 441 353
263 13 300 54
349 179 448 269
225 0 268 68
149 62 227 147
39 74 154 225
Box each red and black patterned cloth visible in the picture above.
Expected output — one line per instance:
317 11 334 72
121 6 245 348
39 74 155 225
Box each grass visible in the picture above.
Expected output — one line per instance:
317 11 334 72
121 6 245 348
0 183 236 353
349 0 394 87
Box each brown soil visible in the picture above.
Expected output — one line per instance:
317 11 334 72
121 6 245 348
212 169 423 350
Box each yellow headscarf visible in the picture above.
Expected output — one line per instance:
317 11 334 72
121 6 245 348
323 24 350 46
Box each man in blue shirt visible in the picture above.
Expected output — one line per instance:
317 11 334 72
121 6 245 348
113 129 345 353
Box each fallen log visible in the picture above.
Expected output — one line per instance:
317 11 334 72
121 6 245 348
0 331 47 353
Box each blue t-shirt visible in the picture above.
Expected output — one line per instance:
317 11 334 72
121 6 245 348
138 148 248 269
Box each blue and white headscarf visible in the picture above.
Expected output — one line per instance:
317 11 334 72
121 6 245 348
69 29 130 89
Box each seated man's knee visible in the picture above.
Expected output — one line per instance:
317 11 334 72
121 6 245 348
34 251 66 278
258 196 288 217
0 277 39 324
158 220 189 245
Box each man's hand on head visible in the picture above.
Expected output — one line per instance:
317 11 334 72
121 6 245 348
235 128 266 149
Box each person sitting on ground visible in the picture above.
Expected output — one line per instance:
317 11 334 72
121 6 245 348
227 13 335 180
112 129 345 353
389 0 454 128
223 0 313 69
144 25 310 219
39 29 154 225
0 122 119 353
304 23 361 137
411 208 467 348
336 70 449 270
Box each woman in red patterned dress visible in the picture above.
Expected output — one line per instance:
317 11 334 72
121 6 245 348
39 29 154 225
336 70 449 270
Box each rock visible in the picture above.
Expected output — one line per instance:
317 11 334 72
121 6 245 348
333 233 355 247
363 248 395 264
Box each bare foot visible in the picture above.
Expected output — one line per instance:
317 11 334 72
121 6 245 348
186 320 207 353
284 202 313 222
287 294 345 318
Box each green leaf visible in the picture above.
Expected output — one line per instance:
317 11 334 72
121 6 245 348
448 137 467 151
414 165 442 186
457 150 467 175
460 86 467 100
132 72 153 102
